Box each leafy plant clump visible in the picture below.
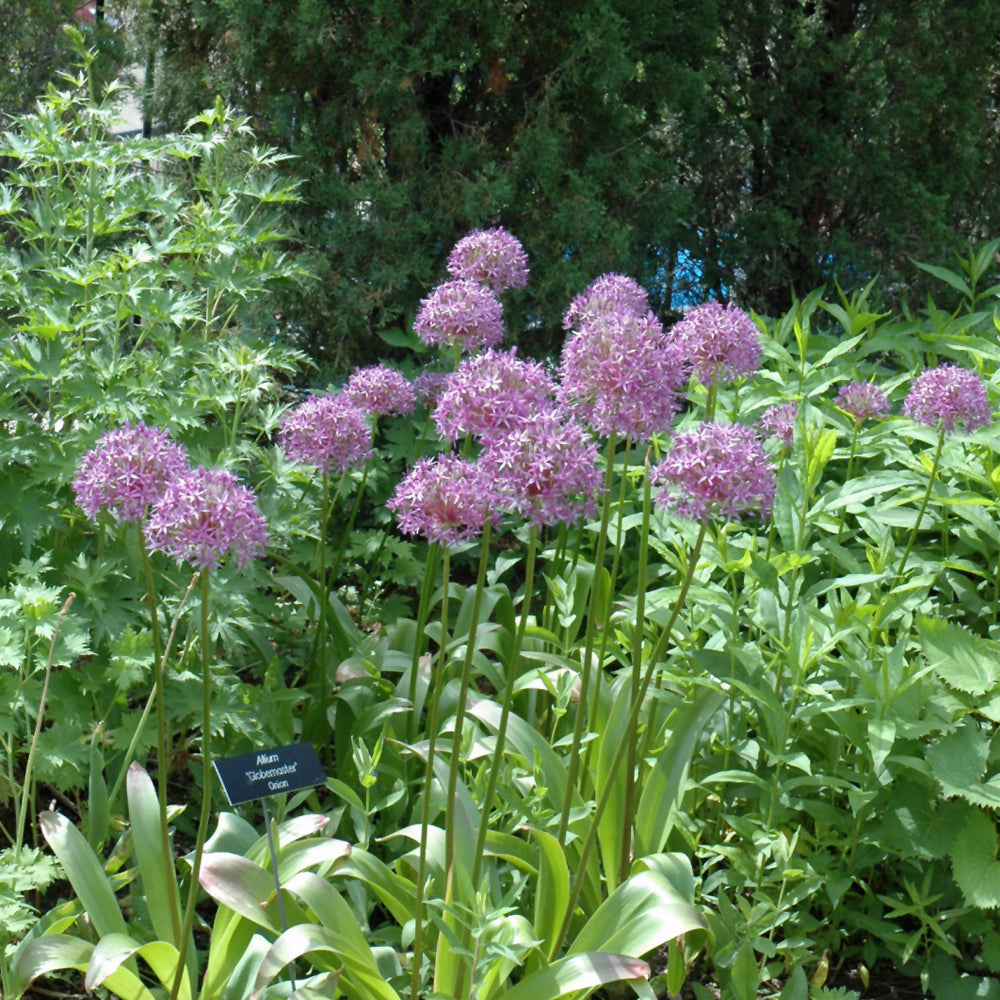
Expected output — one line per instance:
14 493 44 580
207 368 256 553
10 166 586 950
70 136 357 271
5 44 1000 1000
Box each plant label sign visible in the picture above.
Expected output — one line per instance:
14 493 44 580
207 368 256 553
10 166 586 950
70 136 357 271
214 743 327 805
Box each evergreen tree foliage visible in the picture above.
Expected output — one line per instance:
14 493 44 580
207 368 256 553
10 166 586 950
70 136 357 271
47 1 1000 364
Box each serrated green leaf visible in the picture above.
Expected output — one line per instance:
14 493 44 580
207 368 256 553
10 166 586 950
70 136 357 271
952 809 1000 908
917 615 1000 695
927 723 1000 808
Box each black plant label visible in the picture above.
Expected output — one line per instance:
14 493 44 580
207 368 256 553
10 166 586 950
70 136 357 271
213 743 327 805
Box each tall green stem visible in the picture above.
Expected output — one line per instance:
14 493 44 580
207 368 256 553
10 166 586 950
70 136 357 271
444 524 492 877
172 571 213 1000
410 548 451 1000
619 464 651 883
552 521 707 958
557 431 618 847
895 427 946 582
138 528 182 945
471 524 539 884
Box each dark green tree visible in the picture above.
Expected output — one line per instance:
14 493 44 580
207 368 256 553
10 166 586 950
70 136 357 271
139 0 718 367
138 0 1000 362
682 0 1000 312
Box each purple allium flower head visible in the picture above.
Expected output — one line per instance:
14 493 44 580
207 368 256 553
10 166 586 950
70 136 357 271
670 301 762 386
279 393 372 473
73 422 190 524
412 370 450 408
146 466 269 570
759 402 798 448
563 273 651 331
344 364 416 417
650 422 776 523
433 347 557 443
387 453 500 548
902 364 991 434
413 278 505 354
481 407 603 528
558 308 685 441
447 227 529 293
835 381 890 425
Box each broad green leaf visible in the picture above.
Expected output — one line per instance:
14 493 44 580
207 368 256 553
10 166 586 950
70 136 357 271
917 615 1000 695
39 811 129 940
13 935 94 995
912 259 973 300
951 809 1000 908
126 764 186 957
568 869 705 957
595 673 632 891
635 687 725 858
499 951 650 1000
198 852 280 932
335 847 416 926
533 828 571 958
248 910 400 1000
86 933 191 1000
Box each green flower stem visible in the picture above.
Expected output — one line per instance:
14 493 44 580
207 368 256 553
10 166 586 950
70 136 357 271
471 524 539 885
407 545 442 744
557 430 618 847
15 594 74 860
552 520 707 959
138 526 182 946
636 521 710 777
410 547 451 1000
834 423 861 549
172 571 213 1000
619 462 651 884
895 426 946 583
329 424 377 581
444 522 492 878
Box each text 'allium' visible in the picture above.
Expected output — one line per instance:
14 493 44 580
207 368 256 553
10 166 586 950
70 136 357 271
387 453 500 548
413 278 505 354
447 227 529 293
902 364 991 434
835 381 890 425
74 422 189 524
345 364 416 417
651 422 776 523
146 466 269 570
433 347 557 443
279 393 372 473
670 301 761 387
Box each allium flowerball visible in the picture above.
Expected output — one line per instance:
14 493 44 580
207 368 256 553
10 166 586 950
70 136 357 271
650 422 776 523
146 466 269 570
412 370 450 408
387 453 500 548
74 422 190 524
344 364 416 417
559 307 685 441
279 394 372 473
447 227 529 293
902 364 991 434
413 278 505 354
670 301 762 386
835 381 890 425
480 408 603 527
759 402 798 449
433 347 557 442
563 273 652 331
